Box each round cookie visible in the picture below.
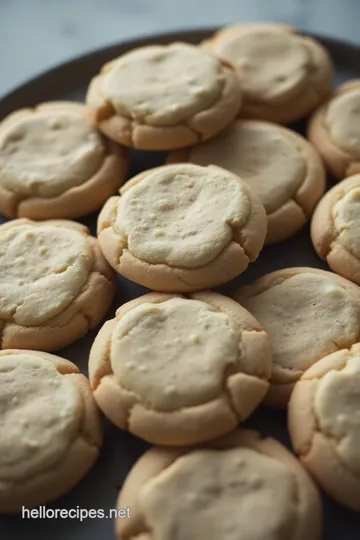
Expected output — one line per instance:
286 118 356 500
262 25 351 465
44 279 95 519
0 349 102 513
97 163 267 292
169 120 325 243
0 101 129 220
86 42 242 150
289 343 360 510
0 218 115 351
204 23 333 124
116 429 322 540
308 80 360 178
89 292 271 445
234 267 360 408
311 174 360 285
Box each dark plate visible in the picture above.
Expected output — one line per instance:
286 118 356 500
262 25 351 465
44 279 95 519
1 28 360 540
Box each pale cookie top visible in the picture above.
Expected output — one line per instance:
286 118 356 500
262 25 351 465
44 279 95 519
213 27 312 103
333 187 360 259
111 297 239 411
139 448 299 540
0 109 105 198
326 88 360 158
0 222 92 326
314 354 360 474
0 352 81 482
242 273 360 375
187 122 306 214
116 164 250 267
101 43 224 126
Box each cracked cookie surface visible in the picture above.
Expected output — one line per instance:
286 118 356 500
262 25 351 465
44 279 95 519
97 163 267 291
0 349 102 513
311 174 360 285
289 342 360 510
308 80 360 178
116 429 322 540
89 292 271 445
0 101 129 220
0 218 115 352
86 42 242 150
234 267 360 408
204 23 333 124
168 120 325 243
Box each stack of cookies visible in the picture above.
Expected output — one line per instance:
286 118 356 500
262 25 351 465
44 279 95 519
1 21 360 539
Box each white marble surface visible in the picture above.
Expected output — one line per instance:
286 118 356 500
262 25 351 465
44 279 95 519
1 0 360 97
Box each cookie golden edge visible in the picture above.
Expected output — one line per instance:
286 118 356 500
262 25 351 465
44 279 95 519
288 343 360 510
0 219 116 352
89 292 271 446
203 23 334 125
311 173 360 285
97 164 267 292
234 266 360 408
0 101 130 220
308 80 360 178
0 349 103 514
85 48 243 150
115 428 323 540
168 120 326 244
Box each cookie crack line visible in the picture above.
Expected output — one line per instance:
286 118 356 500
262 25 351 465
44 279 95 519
301 424 360 481
78 433 102 452
298 378 360 480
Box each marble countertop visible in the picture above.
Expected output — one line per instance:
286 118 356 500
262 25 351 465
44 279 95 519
1 0 360 98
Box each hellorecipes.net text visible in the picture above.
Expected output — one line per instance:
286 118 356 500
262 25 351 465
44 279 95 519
22 505 131 522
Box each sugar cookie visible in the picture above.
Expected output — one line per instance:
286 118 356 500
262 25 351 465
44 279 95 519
116 429 322 540
97 163 266 291
89 292 271 445
0 101 129 220
169 120 325 243
289 343 360 510
204 23 333 124
308 80 360 178
86 42 242 150
0 219 115 351
311 174 360 285
235 267 360 408
0 349 102 513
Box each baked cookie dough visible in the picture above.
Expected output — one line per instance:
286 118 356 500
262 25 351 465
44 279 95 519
311 174 360 285
0 218 115 351
308 80 360 178
97 163 267 291
116 429 322 540
235 267 360 408
204 23 333 124
169 120 325 243
0 349 102 513
0 101 129 220
86 42 242 150
89 292 271 445
289 343 360 510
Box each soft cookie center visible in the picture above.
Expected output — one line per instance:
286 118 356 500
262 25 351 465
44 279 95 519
189 123 306 213
216 29 311 103
333 187 360 259
326 89 360 158
242 273 360 377
115 165 250 268
139 448 298 540
315 355 360 474
0 224 92 326
101 43 224 126
110 297 239 411
0 111 105 198
0 354 81 482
